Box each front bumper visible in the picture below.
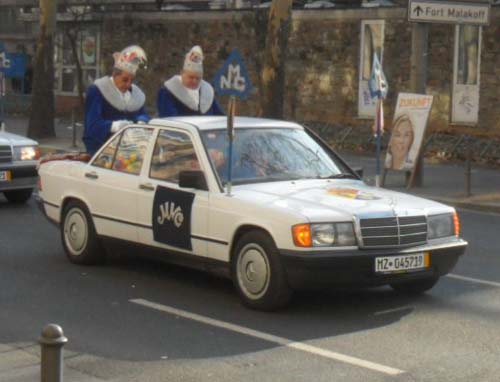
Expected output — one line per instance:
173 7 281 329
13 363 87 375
0 163 38 191
280 239 467 290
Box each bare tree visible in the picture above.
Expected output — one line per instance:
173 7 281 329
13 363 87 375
259 0 293 119
28 0 57 139
59 3 93 114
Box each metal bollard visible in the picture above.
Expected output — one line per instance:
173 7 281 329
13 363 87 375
71 108 77 149
39 324 68 382
465 138 472 197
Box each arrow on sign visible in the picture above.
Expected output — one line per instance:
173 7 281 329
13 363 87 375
414 5 423 16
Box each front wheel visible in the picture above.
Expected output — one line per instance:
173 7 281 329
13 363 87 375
3 188 33 203
232 230 291 311
390 276 439 295
61 200 104 265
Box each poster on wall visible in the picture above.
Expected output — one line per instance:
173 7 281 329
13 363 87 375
384 93 433 172
452 25 481 125
82 34 96 65
358 20 385 118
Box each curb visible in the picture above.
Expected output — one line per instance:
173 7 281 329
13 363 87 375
423 195 500 214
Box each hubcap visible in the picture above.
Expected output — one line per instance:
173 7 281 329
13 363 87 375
64 208 88 256
237 243 270 300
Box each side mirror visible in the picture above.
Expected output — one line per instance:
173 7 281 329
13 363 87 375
353 166 363 179
179 170 208 191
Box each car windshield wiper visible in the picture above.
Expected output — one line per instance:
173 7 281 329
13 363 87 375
319 173 358 179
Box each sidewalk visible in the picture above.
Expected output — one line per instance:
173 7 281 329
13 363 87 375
4 115 500 214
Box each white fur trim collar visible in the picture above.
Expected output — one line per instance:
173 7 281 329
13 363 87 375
94 76 145 112
164 75 214 114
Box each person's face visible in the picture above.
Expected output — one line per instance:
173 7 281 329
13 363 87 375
208 149 224 169
181 70 202 90
391 121 413 157
113 71 134 93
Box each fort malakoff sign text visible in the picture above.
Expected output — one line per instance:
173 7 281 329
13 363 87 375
409 0 490 25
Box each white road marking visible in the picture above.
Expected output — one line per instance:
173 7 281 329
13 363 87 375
130 298 405 376
447 274 500 288
374 306 413 316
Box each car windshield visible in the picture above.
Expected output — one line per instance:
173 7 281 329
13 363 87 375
201 127 351 185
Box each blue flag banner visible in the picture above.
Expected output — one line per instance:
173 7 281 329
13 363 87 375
2 53 27 78
368 52 388 100
213 49 252 99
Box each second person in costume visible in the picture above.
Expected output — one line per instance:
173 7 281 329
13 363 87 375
157 45 224 117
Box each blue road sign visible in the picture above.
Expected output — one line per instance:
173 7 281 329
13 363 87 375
2 53 27 78
213 49 252 99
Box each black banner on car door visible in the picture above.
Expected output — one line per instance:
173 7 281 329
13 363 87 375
152 186 195 250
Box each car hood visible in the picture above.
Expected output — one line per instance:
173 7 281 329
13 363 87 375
235 179 452 222
0 131 38 147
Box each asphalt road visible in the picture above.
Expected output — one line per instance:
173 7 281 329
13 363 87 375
1 194 500 382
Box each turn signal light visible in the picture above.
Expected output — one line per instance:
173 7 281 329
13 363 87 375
453 212 460 236
292 224 312 247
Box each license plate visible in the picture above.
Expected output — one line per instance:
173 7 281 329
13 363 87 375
375 252 429 274
0 170 11 182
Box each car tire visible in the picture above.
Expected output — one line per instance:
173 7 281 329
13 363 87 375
390 276 439 295
61 200 104 265
3 188 33 203
232 230 292 311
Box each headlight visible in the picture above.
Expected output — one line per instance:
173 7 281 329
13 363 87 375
428 213 457 239
13 146 41 161
293 222 356 247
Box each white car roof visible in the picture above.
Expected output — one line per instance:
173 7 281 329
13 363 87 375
148 116 304 131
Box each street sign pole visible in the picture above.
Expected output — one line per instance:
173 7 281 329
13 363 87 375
375 97 382 188
409 22 429 188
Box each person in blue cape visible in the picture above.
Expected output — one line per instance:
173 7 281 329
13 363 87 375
157 45 224 117
83 45 150 155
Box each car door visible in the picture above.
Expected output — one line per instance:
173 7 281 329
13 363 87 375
136 128 208 258
85 126 154 243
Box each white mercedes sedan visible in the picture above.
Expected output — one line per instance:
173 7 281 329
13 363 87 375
37 117 467 310
0 127 40 203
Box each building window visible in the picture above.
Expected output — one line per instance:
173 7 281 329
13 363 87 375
54 27 100 95
358 20 385 118
452 25 482 125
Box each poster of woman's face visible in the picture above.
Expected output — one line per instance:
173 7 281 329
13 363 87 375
384 93 433 172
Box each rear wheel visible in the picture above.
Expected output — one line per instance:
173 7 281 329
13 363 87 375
390 276 439 294
61 200 104 265
232 230 291 311
3 188 33 203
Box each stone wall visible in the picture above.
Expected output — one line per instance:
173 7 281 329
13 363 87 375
93 5 500 136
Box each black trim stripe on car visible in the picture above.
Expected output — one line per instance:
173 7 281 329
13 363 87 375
191 234 229 246
43 200 60 209
92 213 229 245
92 213 152 230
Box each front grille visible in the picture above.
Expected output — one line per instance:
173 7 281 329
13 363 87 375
0 145 12 163
359 215 427 248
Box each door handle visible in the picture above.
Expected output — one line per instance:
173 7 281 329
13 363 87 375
139 183 155 191
85 171 98 179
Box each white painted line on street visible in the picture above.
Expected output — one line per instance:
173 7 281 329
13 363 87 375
130 298 405 376
447 274 500 288
374 306 413 316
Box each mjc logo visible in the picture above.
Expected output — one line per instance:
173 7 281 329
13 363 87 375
213 49 252 99
152 186 195 250
157 202 184 228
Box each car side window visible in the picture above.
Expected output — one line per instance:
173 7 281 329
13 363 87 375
149 129 200 183
111 127 153 175
92 134 121 169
